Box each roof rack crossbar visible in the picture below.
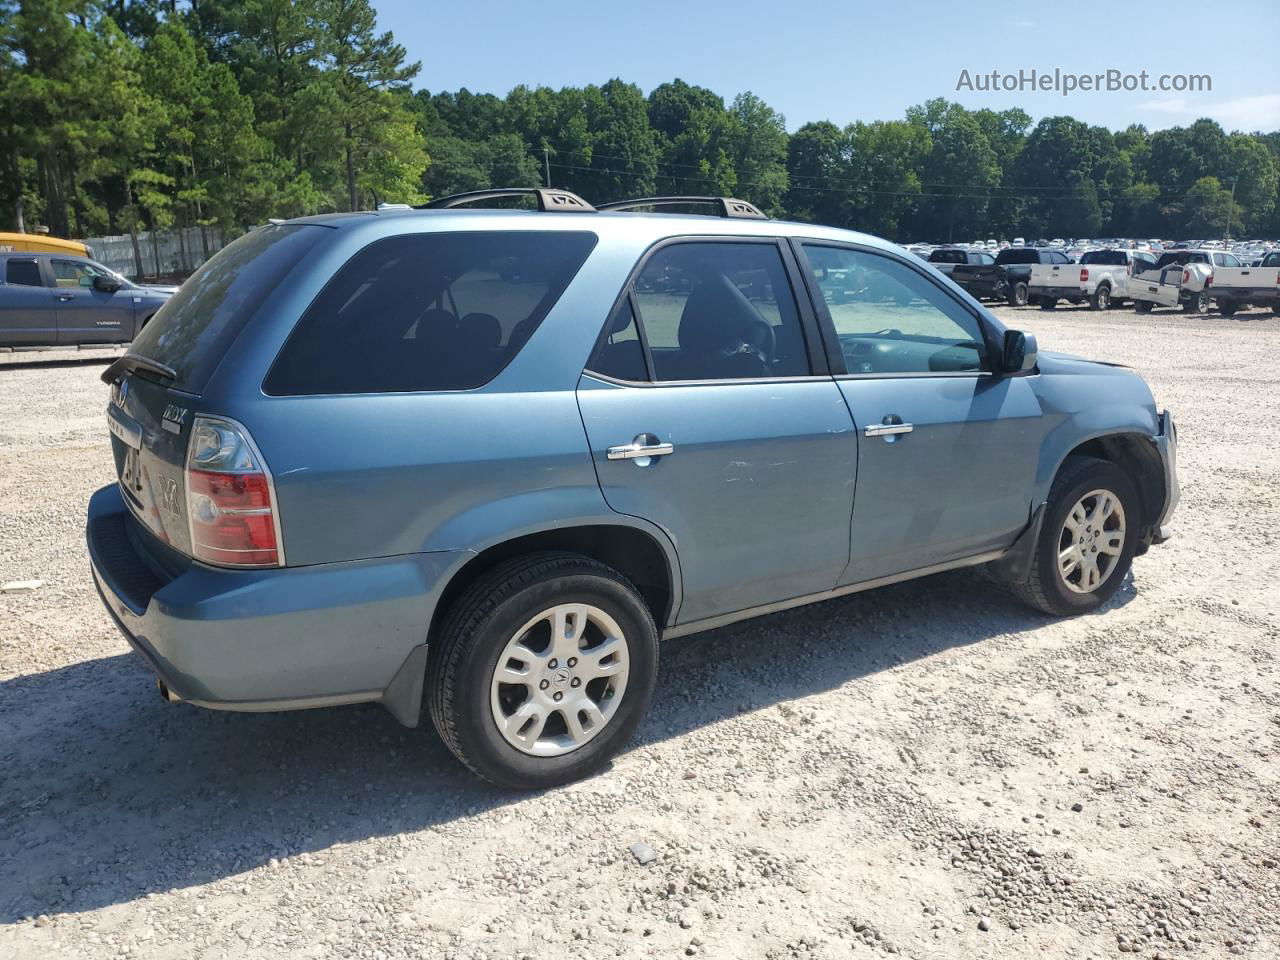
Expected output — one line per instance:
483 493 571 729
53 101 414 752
418 188 595 213
595 196 768 220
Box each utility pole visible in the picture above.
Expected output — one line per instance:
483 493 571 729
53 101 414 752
1224 178 1237 241
544 147 552 188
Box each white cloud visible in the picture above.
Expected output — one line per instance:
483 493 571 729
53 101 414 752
1139 94 1280 131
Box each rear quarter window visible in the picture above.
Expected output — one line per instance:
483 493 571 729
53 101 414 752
129 224 326 393
264 231 597 395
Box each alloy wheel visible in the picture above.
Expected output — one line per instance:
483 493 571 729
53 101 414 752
489 603 630 757
1057 489 1126 594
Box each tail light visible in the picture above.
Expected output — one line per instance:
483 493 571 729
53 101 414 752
1182 269 1190 285
1080 268 1089 282
1205 274 1212 287
185 416 284 567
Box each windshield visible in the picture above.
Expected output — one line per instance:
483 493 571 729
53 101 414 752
128 224 325 393
1080 251 1127 266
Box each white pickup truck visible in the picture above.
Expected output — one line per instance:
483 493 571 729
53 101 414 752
1212 251 1280 316
1130 249 1279 314
1030 249 1158 310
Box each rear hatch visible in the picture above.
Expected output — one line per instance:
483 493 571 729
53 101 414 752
103 223 326 558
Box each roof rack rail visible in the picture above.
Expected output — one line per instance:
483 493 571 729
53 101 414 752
418 188 595 213
596 196 768 220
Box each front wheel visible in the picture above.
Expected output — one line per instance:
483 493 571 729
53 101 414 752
1135 299 1153 314
1007 281 1029 307
1040 297 1058 310
1008 457 1140 616
1218 299 1239 317
427 553 659 789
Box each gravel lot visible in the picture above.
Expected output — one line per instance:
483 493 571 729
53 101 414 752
2 304 1278 960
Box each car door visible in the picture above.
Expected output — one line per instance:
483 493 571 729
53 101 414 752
576 238 857 626
796 241 1045 586
49 258 135 344
0 257 57 346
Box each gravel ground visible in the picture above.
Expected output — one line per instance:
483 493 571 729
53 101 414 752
1 305 1278 960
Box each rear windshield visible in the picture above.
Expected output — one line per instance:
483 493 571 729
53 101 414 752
264 231 598 395
995 249 1039 265
928 249 967 264
128 224 325 392
1080 251 1127 265
1155 251 1210 269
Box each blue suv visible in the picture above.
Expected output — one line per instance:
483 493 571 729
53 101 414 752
88 190 1178 788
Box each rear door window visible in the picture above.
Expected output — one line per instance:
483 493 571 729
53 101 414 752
129 224 326 393
5 259 43 286
265 231 597 395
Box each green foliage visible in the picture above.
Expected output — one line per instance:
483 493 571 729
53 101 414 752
0 7 1276 243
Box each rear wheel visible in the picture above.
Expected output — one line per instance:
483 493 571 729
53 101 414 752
1183 289 1211 313
1218 299 1239 317
427 553 659 789
1090 285 1111 310
1008 282 1029 307
1134 299 1153 314
1008 457 1140 616
1040 297 1058 310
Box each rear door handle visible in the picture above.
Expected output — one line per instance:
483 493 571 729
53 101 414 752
607 438 674 461
865 415 913 439
56 294 74 301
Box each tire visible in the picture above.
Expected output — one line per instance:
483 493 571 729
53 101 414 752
1218 299 1239 317
1040 297 1058 310
1135 299 1153 314
1007 282 1029 307
1009 457 1140 617
427 552 659 789
1183 289 1211 314
1274 306 1280 318
1090 285 1111 310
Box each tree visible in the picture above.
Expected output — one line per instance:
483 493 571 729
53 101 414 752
727 92 789 215
310 0 421 210
1179 176 1241 237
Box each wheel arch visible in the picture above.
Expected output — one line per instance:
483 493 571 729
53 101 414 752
1050 432 1167 535
427 521 681 649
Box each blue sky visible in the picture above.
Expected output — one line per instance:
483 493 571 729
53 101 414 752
379 0 1280 133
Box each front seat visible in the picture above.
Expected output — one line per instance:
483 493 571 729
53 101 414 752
675 275 770 379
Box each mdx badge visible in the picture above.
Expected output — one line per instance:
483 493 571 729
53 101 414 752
161 404 189 434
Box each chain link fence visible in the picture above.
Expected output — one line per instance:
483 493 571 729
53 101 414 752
85 227 233 280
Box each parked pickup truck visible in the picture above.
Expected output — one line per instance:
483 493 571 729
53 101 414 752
1129 249 1269 314
928 247 995 278
87 187 1179 789
1129 252 1214 314
1031 249 1158 311
1211 251 1280 316
0 252 174 347
952 247 1072 306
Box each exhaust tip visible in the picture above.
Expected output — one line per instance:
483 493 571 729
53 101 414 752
157 678 182 703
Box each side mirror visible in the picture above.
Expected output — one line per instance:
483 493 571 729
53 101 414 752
93 275 121 293
1001 329 1038 373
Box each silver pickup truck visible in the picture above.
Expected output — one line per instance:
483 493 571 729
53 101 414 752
1129 249 1274 314
1212 251 1280 316
1030 249 1157 311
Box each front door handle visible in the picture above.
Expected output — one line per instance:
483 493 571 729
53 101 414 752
865 416 913 439
607 437 674 462
56 294 74 301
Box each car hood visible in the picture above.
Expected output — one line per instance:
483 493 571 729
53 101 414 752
1036 350 1132 374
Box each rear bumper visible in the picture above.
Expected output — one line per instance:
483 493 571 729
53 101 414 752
1033 285 1088 299
87 484 465 724
1213 287 1280 304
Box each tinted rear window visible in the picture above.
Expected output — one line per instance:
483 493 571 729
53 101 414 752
5 259 43 286
264 231 597 395
995 249 1039 265
928 249 967 264
1080 251 1127 265
1262 253 1280 267
129 224 325 393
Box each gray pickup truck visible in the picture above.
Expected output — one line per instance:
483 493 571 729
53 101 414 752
0 252 174 348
